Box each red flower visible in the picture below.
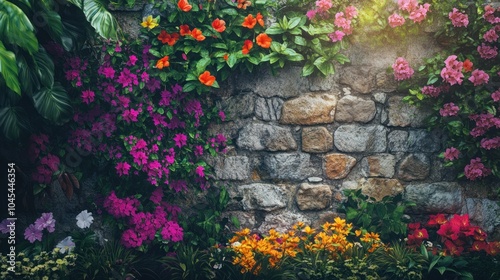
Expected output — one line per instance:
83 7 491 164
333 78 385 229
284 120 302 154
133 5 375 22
256 33 272 48
427 214 447 227
242 14 257 29
199 71 216 86
191 28 205 41
212 18 226 33
485 241 500 256
156 56 169 69
180 24 191 36
437 221 460 241
444 239 464 256
242 39 253 54
471 241 487 252
256 12 264 27
237 0 251 9
463 59 473 72
158 30 180 46
223 53 229 61
178 0 192 12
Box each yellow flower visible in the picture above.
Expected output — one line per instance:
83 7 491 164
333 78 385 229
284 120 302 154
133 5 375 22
303 226 315 235
141 15 159 30
355 229 362 237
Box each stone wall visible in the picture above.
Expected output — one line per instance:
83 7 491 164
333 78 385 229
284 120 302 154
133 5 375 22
112 3 500 237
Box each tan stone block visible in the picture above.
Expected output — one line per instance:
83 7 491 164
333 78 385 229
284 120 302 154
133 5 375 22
324 153 357 179
280 93 338 125
359 178 404 201
295 183 333 211
302 127 333 153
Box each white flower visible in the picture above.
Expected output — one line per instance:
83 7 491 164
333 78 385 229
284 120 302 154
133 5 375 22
56 236 75 254
76 210 94 229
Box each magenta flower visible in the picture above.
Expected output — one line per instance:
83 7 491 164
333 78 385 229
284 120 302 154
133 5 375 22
409 3 430 23
150 187 163 204
421 85 441 97
439 102 460 117
195 165 205 177
218 110 226 121
444 147 460 161
161 221 183 242
115 162 131 176
491 90 500 102
468 69 489 86
0 219 11 234
481 137 500 150
483 28 498 42
328 30 345 42
81 90 95 104
398 0 418 13
344 6 358 20
448 8 468 27
173 133 187 148
464 158 491 180
392 57 414 81
127 55 138 66
440 55 464 85
24 224 43 243
40 154 60 172
388 13 405 28
315 0 332 12
306 9 317 20
194 145 204 157
477 44 498 60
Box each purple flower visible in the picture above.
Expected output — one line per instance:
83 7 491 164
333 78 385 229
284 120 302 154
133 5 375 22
195 165 205 177
24 224 43 243
173 133 187 148
0 219 11 234
35 212 56 232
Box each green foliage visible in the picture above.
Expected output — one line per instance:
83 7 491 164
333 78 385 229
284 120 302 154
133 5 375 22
338 189 415 242
465 255 500 280
370 242 426 280
0 250 77 279
160 245 216 280
419 244 473 280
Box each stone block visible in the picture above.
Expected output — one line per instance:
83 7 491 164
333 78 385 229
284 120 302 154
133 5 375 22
386 96 431 127
302 127 333 153
237 183 287 212
335 95 376 123
397 154 430 181
324 153 357 179
263 153 320 181
280 93 338 125
237 123 297 152
255 97 284 121
258 211 311 233
388 130 409 152
334 124 387 152
405 182 464 213
222 93 255 119
361 154 396 178
359 178 404 201
339 66 376 94
295 183 333 211
215 156 250 180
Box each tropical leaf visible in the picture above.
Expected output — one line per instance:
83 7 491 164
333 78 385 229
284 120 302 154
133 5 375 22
0 105 30 140
32 83 73 124
0 0 38 54
16 51 39 95
34 47 55 88
67 0 119 39
35 8 64 42
0 41 20 94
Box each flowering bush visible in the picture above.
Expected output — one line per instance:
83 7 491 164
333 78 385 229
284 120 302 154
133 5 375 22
402 1 500 182
0 250 76 280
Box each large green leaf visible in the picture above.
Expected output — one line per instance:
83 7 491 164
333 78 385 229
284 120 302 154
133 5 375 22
34 47 54 88
16 50 39 95
0 106 30 140
0 0 38 54
0 41 20 94
32 83 73 124
35 8 64 42
68 0 119 39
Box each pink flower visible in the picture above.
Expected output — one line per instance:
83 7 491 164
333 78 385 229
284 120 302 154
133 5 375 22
328 30 345 42
439 102 460 117
484 5 500 24
127 55 138 66
398 0 418 12
448 8 468 27
115 162 131 176
388 13 405 28
306 9 317 20
41 154 60 172
483 28 499 42
218 110 226 121
173 133 187 148
344 6 358 20
194 145 204 157
477 44 498 60
440 55 464 85
100 67 115 78
468 69 489 86
24 224 43 243
464 158 491 180
122 109 139 123
195 165 205 177
161 221 183 242
392 57 414 81
491 89 500 102
315 0 332 12
81 90 95 104
34 213 56 232
421 85 441 97
334 12 352 33
409 3 430 23
444 147 460 161
480 137 500 150
150 187 163 204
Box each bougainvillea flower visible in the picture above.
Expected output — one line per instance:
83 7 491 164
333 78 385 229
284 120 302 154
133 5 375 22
256 12 265 27
191 28 205 41
177 0 192 12
141 15 159 29
237 0 251 9
179 24 191 36
212 18 226 32
242 39 253 54
158 30 180 46
156 56 170 69
198 71 216 86
256 33 272 48
449 8 469 27
242 14 257 29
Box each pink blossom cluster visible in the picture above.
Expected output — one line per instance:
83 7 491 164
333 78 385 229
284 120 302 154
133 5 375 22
468 69 489 86
448 8 468 27
477 44 498 60
304 3 357 43
439 102 460 117
491 89 500 102
443 147 460 161
392 57 414 81
484 5 500 24
440 55 464 85
469 113 500 138
480 137 500 150
421 85 441 97
28 133 49 163
464 158 491 180
64 57 88 87
483 28 499 42
388 13 405 28
390 0 430 27
32 154 60 184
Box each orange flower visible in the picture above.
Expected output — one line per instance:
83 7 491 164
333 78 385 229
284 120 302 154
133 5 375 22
237 0 251 9
177 0 192 12
242 39 253 54
242 14 257 29
179 24 191 36
199 71 216 86
256 33 272 48
256 12 264 27
191 28 206 41
157 30 180 46
212 18 226 33
223 53 229 61
156 56 170 69
463 59 473 72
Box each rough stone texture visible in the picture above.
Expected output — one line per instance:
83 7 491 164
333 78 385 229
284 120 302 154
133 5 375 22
308 177 323 183
386 96 431 127
280 92 338 125
397 154 430 181
335 95 376 123
407 130 441 153
361 154 396 178
302 127 333 153
263 153 320 180
295 183 333 211
237 184 287 212
375 72 398 92
215 156 250 180
223 211 256 230
405 182 464 213
334 125 387 152
309 73 338 91
237 123 297 151
234 67 309 98
114 12 142 39
222 93 255 119
255 97 284 121
324 153 357 179
359 178 404 201
339 66 376 94
373 92 387 104
463 198 500 234
388 130 409 152
258 211 311 233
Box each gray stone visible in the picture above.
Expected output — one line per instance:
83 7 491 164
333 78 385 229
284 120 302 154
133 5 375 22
359 178 404 201
407 130 440 153
405 182 464 213
373 92 387 103
296 183 333 210
234 67 309 98
397 154 430 181
334 124 387 152
280 92 338 125
237 184 287 212
237 123 297 152
222 93 255 119
388 130 409 152
386 96 431 127
255 97 284 121
307 177 323 183
376 72 398 92
309 73 338 91
335 95 376 123
361 154 396 178
302 127 333 153
263 153 320 180
223 211 256 230
215 156 250 180
339 66 376 94
258 211 311 233
463 198 500 233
